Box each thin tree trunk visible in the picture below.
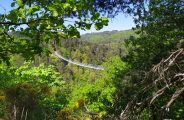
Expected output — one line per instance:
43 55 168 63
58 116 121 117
13 104 17 120
25 109 28 120
20 107 25 120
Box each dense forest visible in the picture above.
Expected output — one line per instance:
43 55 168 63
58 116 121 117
0 0 184 120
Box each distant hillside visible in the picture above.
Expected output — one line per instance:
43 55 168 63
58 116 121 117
80 29 137 44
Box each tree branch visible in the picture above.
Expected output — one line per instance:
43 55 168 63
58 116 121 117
0 22 28 25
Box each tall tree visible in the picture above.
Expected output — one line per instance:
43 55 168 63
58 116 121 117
121 0 184 119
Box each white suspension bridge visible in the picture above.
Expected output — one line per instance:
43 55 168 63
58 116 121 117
54 51 104 70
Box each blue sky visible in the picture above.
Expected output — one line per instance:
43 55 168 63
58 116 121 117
0 0 135 34
80 13 135 34
0 0 13 12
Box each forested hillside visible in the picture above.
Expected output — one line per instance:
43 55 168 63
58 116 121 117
0 0 184 120
32 29 134 81
81 30 136 44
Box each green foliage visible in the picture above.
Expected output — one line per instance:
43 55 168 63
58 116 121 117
125 0 184 70
0 0 110 62
121 0 184 119
0 61 63 88
0 61 65 119
15 62 63 86
64 56 128 118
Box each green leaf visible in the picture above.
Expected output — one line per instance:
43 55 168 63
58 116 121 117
28 6 39 13
52 10 58 17
16 0 23 7
63 3 70 9
95 22 103 30
11 2 15 7
101 17 109 26
86 23 92 30
91 13 100 21
19 8 26 18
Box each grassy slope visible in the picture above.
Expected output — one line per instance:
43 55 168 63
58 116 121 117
80 29 136 44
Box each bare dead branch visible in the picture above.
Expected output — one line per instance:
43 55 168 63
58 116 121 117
166 87 184 108
150 86 168 104
120 48 184 119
